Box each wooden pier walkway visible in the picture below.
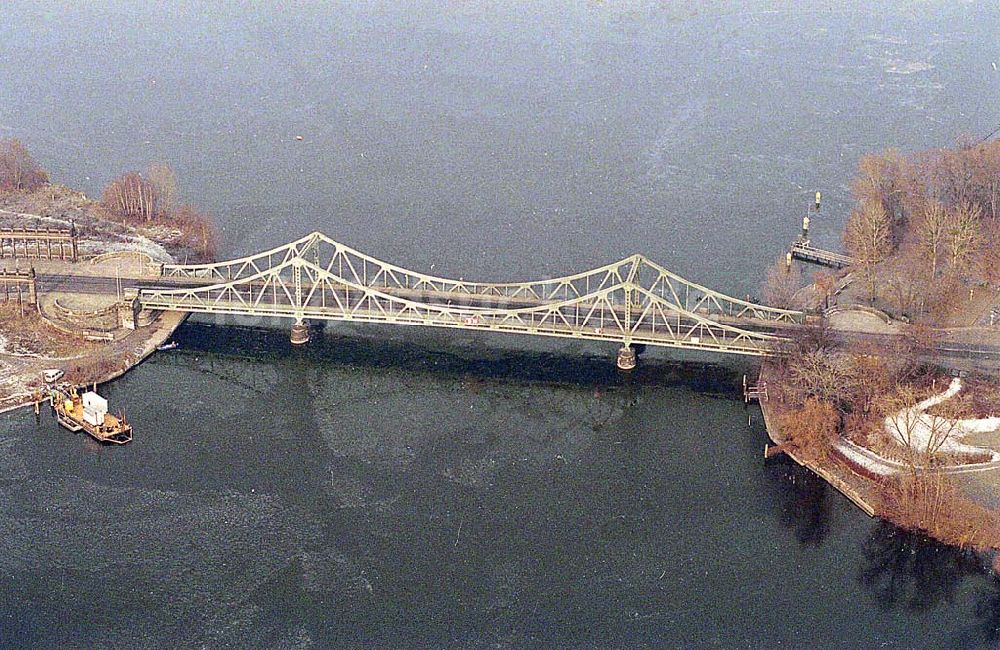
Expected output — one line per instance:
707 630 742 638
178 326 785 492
789 241 854 269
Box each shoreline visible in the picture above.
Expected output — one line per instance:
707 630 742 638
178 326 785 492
0 310 188 418
758 365 878 517
0 183 207 419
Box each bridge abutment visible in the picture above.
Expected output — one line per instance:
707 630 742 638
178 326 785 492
290 321 310 345
616 345 637 371
118 290 141 330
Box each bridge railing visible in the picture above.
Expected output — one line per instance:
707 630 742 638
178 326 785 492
141 254 787 355
161 232 804 325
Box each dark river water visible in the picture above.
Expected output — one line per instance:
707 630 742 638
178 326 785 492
3 1 1000 647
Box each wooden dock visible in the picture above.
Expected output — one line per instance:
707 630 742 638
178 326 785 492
789 241 854 269
743 374 768 403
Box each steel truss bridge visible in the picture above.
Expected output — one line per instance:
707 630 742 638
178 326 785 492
136 232 803 358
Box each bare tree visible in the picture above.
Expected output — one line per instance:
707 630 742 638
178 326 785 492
0 138 49 192
853 150 911 241
845 199 892 304
846 347 890 415
878 248 928 319
146 162 177 215
761 255 801 309
944 201 982 278
879 384 964 526
882 385 923 452
974 218 1000 288
173 204 219 261
913 199 948 279
788 348 855 407
813 271 837 311
968 141 1000 220
101 172 160 223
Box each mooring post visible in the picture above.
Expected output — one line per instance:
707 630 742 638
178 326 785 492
764 444 786 459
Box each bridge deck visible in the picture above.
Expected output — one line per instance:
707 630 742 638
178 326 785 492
127 231 803 356
138 295 783 355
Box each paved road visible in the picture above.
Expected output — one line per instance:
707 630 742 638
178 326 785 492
36 273 213 293
33 271 1000 365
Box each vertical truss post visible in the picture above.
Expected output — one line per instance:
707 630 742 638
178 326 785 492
622 255 643 347
290 258 311 344
623 285 633 346
293 259 303 318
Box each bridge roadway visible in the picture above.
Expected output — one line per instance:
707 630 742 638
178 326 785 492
33 271 1000 364
37 270 795 356
37 271 797 330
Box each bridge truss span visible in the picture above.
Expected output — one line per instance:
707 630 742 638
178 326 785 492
145 232 801 356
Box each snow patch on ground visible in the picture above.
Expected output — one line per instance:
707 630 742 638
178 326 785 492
835 440 901 476
0 333 35 358
885 378 1000 461
80 235 174 264
0 207 64 223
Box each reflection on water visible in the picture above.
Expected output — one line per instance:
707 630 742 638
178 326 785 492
976 578 1000 644
862 521 983 613
3 320 1000 645
765 456 832 547
3 0 1000 645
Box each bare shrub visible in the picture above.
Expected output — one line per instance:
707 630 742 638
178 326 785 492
761 255 801 309
0 138 48 192
778 398 839 462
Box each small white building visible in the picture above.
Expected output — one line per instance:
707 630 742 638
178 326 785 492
82 392 108 427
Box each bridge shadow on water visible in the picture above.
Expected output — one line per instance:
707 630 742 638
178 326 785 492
166 319 752 395
157 317 1000 646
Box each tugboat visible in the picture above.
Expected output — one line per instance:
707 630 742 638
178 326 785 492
50 385 132 445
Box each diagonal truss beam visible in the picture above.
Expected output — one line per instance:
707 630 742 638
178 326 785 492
163 233 800 322
144 232 801 356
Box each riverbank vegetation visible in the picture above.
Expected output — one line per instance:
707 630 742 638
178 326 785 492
101 163 218 260
0 139 219 262
767 138 1000 550
768 337 1000 549
0 138 49 192
844 139 1000 324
